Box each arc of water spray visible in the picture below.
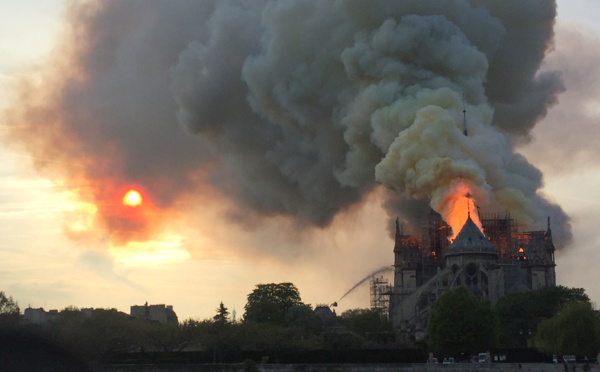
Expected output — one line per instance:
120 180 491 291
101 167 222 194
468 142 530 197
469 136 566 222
336 266 393 303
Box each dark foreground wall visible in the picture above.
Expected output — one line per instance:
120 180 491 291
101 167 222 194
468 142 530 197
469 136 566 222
102 349 429 365
96 362 598 372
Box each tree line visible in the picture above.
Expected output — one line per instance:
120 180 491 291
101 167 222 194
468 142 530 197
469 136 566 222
0 284 395 365
427 285 600 360
0 283 598 366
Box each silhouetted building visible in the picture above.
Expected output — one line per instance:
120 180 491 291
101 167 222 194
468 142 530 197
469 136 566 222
130 302 178 324
23 307 59 324
23 308 47 324
314 305 337 326
23 307 95 324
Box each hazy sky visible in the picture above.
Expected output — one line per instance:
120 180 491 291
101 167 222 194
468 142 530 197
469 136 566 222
0 0 599 321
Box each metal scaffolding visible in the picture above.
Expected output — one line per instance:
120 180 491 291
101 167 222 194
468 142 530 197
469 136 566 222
480 213 517 258
370 275 392 317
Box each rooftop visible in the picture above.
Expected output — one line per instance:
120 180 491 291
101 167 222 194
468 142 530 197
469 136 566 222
445 216 497 258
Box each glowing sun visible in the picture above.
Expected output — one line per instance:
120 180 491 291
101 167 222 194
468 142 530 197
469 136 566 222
123 190 142 207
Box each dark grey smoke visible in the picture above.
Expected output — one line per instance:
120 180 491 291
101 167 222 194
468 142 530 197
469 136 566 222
3 0 571 247
522 23 600 173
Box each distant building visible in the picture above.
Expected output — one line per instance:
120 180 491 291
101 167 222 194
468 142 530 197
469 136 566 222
22 307 102 324
23 308 47 324
314 305 336 325
23 307 59 324
130 302 178 324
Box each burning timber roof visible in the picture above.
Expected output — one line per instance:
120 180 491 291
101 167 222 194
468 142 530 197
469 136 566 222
445 216 497 258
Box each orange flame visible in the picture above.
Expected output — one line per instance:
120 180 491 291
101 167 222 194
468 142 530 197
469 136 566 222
437 183 484 241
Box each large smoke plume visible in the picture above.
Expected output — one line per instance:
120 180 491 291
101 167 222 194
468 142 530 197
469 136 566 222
3 0 571 247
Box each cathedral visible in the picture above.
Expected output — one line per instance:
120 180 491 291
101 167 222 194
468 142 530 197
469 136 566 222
389 210 556 340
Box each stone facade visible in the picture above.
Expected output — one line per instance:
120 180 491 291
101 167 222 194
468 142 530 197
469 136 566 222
389 212 556 340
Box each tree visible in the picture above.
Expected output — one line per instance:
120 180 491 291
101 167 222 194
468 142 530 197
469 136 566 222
213 302 230 325
236 321 322 358
495 286 590 348
340 308 393 338
177 319 208 350
44 308 147 361
284 304 323 335
531 301 600 358
0 291 19 314
0 291 20 325
321 329 367 351
427 286 498 357
243 283 304 325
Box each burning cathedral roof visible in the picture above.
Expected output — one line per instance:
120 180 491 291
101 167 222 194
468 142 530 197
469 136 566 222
445 215 497 259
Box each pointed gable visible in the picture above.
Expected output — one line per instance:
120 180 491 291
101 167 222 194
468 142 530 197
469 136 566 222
445 216 497 258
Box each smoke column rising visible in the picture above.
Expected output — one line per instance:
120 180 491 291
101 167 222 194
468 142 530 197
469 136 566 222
3 0 570 248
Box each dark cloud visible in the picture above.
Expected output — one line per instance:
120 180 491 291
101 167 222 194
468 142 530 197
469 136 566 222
521 22 600 174
483 0 564 137
2 0 571 248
